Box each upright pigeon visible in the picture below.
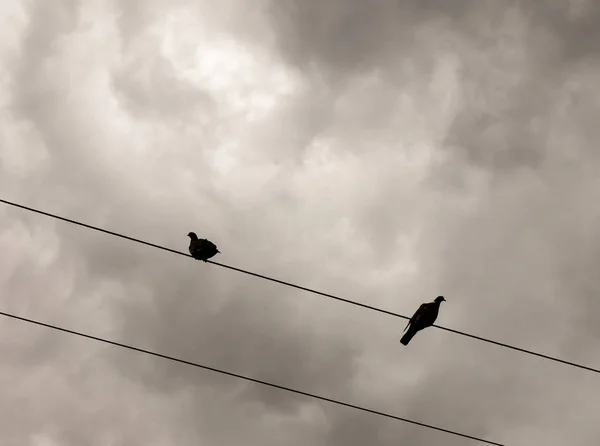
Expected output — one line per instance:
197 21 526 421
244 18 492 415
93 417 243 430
188 232 220 262
400 295 446 346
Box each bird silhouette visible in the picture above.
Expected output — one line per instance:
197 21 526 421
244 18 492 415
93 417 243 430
400 296 446 346
187 232 220 262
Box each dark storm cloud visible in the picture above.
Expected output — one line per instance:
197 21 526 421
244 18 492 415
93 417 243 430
263 0 477 78
522 0 600 63
263 1 600 76
438 0 600 174
262 1 600 175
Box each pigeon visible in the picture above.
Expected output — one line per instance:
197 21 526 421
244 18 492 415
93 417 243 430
187 232 220 262
400 295 446 346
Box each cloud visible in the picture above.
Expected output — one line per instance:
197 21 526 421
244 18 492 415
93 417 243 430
262 0 476 78
2 0 600 445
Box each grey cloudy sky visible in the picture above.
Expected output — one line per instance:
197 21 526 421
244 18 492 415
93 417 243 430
1 0 600 444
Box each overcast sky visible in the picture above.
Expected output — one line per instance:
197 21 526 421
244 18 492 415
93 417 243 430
2 0 600 445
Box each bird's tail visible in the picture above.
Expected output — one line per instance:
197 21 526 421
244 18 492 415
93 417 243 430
400 327 417 346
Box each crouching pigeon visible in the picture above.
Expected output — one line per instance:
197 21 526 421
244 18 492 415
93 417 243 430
187 232 220 262
400 295 446 346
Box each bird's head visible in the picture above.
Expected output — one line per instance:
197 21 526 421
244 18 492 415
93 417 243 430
187 232 198 240
435 295 446 303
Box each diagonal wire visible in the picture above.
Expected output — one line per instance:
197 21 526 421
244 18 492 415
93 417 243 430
1 198 599 375
0 310 505 446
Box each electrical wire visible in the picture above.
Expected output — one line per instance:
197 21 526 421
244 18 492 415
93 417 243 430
0 309 505 446
1 198 598 375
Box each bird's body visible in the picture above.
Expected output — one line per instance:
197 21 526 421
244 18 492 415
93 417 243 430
188 232 220 262
400 296 445 346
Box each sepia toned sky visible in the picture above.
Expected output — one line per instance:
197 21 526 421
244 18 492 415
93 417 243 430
2 0 600 445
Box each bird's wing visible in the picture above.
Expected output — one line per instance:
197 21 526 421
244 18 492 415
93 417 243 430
413 303 429 318
411 302 432 325
404 303 427 331
419 302 442 327
190 239 206 255
403 303 420 331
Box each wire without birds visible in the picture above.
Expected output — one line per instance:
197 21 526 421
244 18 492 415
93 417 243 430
1 198 599 376
0 310 504 446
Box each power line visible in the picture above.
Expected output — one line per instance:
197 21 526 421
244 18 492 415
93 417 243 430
0 310 504 446
1 198 598 376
